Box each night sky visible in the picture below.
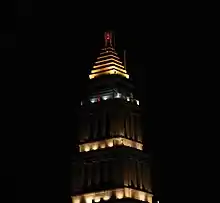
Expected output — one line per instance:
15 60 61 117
1 3 206 203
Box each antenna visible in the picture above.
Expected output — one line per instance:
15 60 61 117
124 50 126 70
104 31 113 47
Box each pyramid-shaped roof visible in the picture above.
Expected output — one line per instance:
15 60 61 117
89 31 129 80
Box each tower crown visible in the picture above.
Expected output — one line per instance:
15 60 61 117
89 31 129 80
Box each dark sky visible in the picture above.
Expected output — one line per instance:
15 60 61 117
1 2 208 203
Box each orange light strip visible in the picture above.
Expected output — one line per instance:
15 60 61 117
100 50 118 55
79 137 143 152
72 187 152 203
95 58 122 64
89 70 129 79
91 66 127 74
93 62 124 69
97 54 120 60
101 47 115 51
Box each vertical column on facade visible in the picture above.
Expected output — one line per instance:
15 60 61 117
125 117 128 139
131 114 135 140
143 163 149 190
145 164 151 191
89 114 93 140
127 114 131 139
94 162 100 185
128 158 132 186
87 163 91 186
123 116 127 138
118 111 124 137
129 114 133 139
78 165 81 189
75 164 82 191
97 118 101 139
102 111 106 138
105 111 109 137
103 161 108 183
109 159 115 185
137 116 142 142
137 161 143 189
79 163 84 189
80 114 89 141
133 115 137 141
123 159 129 186
132 159 137 187
97 162 101 185
93 117 97 139
109 111 113 137
112 159 118 185
115 158 123 186
112 159 116 185
140 162 145 190
111 111 120 136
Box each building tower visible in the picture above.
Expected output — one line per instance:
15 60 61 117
72 31 153 203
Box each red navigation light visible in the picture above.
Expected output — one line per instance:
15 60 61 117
97 94 101 102
104 31 113 47
106 33 110 40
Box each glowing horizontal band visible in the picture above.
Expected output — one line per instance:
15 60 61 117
95 58 122 65
97 54 120 60
101 47 117 52
79 137 143 152
93 62 124 69
89 70 129 79
100 50 118 55
91 66 127 74
72 187 152 203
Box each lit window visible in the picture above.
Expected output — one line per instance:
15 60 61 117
100 143 105 148
115 93 121 98
136 100 139 105
103 195 110 200
90 98 96 103
84 145 90 152
107 139 113 147
85 197 93 203
92 144 98 150
116 189 124 199
94 197 100 202
102 96 108 100
127 97 130 101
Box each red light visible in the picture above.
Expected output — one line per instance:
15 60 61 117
106 33 110 40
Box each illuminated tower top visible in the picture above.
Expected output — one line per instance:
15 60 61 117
89 31 129 80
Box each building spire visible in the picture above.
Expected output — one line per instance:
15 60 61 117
89 31 129 80
104 31 115 48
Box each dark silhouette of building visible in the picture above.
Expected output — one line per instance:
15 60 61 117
71 31 153 203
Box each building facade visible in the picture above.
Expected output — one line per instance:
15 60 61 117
71 31 153 203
